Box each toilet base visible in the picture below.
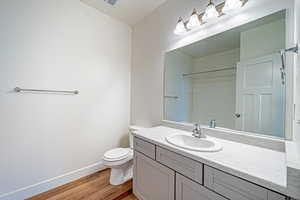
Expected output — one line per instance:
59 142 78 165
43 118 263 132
109 160 133 185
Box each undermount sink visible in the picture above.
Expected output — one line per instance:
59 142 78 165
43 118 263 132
165 134 223 152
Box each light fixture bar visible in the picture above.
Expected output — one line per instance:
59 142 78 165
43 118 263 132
174 0 248 35
187 8 202 30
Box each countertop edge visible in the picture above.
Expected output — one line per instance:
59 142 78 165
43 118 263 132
286 141 300 170
286 141 300 199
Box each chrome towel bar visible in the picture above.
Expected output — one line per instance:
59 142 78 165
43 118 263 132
182 67 235 77
14 87 79 95
164 96 179 99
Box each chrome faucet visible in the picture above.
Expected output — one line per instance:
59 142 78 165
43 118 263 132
192 124 205 138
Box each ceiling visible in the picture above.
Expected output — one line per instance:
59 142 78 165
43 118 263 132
81 0 167 26
178 10 285 58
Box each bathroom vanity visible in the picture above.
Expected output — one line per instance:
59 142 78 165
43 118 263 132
130 6 300 200
132 126 288 200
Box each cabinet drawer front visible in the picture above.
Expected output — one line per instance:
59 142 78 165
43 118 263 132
268 191 287 200
156 147 203 184
176 173 226 200
134 137 156 160
204 165 268 200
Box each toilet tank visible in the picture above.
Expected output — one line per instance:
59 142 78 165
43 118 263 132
129 126 144 149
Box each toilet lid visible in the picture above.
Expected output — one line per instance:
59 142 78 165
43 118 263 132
104 148 130 161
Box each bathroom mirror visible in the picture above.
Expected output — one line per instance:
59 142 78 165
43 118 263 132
164 10 288 138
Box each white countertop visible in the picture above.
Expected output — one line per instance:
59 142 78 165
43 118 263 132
134 126 287 194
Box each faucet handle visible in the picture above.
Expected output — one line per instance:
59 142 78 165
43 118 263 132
193 123 200 130
193 123 201 132
192 123 204 138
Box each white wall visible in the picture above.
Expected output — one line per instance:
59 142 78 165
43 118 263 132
191 49 240 128
131 0 295 128
131 0 211 127
240 19 286 61
164 51 192 122
0 1 131 199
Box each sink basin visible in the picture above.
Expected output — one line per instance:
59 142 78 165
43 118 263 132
165 134 222 152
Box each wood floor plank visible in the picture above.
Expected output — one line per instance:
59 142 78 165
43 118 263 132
113 191 132 200
26 169 137 200
46 177 110 200
86 180 132 200
120 194 139 200
26 169 110 200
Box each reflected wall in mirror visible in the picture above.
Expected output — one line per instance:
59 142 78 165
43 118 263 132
164 11 286 138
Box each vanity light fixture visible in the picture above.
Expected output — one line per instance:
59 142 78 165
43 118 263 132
222 0 244 13
202 0 220 22
187 8 202 30
174 17 187 35
174 0 248 35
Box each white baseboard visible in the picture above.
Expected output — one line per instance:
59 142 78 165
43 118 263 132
0 161 106 200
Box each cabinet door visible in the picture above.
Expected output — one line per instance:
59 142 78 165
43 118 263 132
133 151 175 200
176 173 226 200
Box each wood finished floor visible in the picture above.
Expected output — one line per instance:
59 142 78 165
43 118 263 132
26 169 138 200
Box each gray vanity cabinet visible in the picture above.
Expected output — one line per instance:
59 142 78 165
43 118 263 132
133 151 175 200
133 137 287 200
176 173 227 200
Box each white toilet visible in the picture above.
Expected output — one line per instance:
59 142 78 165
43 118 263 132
103 126 142 185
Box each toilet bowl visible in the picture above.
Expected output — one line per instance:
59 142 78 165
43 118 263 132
103 126 143 185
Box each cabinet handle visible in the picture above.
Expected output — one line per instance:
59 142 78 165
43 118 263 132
235 113 241 118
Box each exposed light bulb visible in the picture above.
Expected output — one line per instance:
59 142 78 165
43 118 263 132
187 9 201 30
222 0 243 13
174 17 187 35
202 0 220 22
